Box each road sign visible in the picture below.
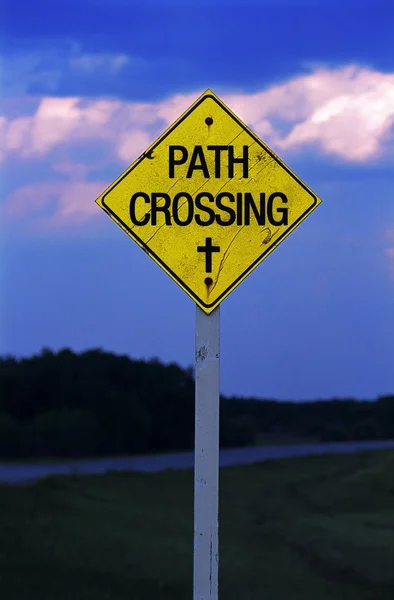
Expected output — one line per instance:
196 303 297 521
96 89 321 313
95 89 322 600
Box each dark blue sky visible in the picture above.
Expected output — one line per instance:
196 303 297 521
1 0 393 400
2 1 394 99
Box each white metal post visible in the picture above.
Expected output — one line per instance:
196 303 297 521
193 305 220 600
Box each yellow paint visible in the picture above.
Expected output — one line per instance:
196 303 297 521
95 89 322 313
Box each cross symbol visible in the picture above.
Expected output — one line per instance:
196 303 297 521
197 237 221 273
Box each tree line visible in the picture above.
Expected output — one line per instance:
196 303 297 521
0 348 392 458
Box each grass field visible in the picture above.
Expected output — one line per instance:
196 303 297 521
0 450 393 600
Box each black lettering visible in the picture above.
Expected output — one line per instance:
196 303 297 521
129 192 150 226
169 146 188 178
228 145 249 178
131 190 288 228
236 192 243 225
186 146 209 178
151 193 171 225
195 193 216 226
244 192 265 226
267 192 288 226
216 192 236 226
207 145 228 178
173 192 193 226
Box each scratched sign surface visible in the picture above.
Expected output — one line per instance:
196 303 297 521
95 89 321 313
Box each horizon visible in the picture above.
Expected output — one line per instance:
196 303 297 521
0 344 389 404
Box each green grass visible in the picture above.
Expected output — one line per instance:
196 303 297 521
0 450 393 600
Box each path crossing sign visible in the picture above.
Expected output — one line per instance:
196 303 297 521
96 89 321 313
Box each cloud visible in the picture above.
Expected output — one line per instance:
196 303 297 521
68 42 129 74
224 65 394 161
52 161 91 179
0 52 62 95
0 42 133 96
1 64 394 232
2 180 108 231
70 52 129 73
0 96 162 162
1 64 393 166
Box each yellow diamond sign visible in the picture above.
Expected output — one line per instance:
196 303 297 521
96 89 321 313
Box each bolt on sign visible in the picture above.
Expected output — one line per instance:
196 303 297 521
96 90 322 313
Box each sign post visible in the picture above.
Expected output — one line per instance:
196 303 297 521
194 305 220 599
95 88 322 599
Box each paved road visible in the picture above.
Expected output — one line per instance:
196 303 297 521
1 439 394 485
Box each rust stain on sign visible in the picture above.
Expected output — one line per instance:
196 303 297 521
196 346 208 361
261 228 272 245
